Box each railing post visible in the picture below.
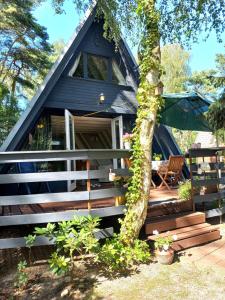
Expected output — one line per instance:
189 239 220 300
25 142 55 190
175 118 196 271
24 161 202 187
86 160 91 211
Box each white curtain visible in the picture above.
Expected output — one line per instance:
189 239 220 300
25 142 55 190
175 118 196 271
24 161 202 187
68 53 81 77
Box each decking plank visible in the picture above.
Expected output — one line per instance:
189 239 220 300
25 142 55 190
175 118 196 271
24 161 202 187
0 206 125 226
172 230 221 251
148 224 219 242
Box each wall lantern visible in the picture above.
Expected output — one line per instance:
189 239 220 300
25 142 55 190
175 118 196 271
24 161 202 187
37 123 44 129
99 93 105 104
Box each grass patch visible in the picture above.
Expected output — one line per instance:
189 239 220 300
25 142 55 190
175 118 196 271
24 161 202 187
94 262 225 300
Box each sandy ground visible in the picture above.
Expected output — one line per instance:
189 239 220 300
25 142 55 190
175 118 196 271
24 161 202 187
1 225 225 299
1 247 225 300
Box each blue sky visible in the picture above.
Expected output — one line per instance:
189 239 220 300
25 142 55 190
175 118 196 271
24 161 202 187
34 1 225 73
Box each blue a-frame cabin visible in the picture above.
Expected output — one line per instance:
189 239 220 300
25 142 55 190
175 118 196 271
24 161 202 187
0 8 183 248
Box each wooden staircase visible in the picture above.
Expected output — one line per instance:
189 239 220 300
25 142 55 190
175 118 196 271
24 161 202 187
145 211 221 251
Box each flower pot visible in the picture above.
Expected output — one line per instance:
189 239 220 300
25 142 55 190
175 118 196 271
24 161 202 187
155 248 174 265
124 141 131 150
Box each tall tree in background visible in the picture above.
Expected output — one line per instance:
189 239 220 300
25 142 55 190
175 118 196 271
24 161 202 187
161 44 190 93
188 51 225 146
0 0 52 97
0 0 52 145
24 39 66 100
188 51 225 94
160 44 196 152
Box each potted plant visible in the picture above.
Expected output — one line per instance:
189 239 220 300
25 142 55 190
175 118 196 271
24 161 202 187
153 230 177 265
153 153 162 161
122 133 133 149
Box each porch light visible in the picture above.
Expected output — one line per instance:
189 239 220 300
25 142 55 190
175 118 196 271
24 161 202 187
99 93 105 104
37 123 44 129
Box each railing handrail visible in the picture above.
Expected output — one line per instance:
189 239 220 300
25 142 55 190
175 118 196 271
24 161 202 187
0 149 130 164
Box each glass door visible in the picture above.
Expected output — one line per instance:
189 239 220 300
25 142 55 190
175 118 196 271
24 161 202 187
111 116 124 169
65 109 76 191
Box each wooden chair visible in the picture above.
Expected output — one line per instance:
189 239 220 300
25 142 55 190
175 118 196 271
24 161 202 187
157 155 184 190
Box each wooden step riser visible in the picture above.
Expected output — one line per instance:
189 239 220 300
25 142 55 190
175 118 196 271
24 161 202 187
148 225 219 242
145 213 205 235
148 223 211 240
171 230 221 251
147 200 193 218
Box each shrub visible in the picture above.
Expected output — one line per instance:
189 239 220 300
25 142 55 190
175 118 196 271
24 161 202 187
14 260 29 289
96 234 151 271
178 180 192 201
27 216 151 277
33 216 101 275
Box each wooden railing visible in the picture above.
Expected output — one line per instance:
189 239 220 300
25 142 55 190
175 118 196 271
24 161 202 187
189 147 225 220
0 149 131 227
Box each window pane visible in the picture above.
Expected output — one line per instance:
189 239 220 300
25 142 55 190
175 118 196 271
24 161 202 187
112 59 126 85
88 54 108 81
72 53 83 78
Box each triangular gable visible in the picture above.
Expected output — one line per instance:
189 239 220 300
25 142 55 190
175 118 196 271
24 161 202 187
1 5 139 151
1 7 97 151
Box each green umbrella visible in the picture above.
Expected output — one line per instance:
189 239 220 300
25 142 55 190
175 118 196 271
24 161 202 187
160 92 212 131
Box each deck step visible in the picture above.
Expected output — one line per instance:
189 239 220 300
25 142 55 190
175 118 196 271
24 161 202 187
145 212 205 235
147 199 193 218
148 223 220 251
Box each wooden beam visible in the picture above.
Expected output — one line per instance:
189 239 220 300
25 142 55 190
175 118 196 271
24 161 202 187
193 191 225 204
0 227 114 249
0 206 125 226
0 169 131 184
0 149 130 164
0 187 126 206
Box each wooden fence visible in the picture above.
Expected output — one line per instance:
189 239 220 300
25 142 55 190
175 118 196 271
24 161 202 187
0 149 131 228
189 147 225 220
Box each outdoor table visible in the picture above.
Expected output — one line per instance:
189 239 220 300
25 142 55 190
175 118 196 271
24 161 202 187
151 160 168 188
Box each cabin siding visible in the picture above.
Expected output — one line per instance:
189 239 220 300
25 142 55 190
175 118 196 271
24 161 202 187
45 20 138 115
45 77 137 114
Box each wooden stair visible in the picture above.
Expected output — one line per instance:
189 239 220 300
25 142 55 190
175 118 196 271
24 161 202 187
145 212 221 251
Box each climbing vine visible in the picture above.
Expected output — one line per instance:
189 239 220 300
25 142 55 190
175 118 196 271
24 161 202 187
119 0 164 245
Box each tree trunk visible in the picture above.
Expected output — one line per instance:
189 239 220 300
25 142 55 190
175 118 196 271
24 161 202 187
119 0 162 245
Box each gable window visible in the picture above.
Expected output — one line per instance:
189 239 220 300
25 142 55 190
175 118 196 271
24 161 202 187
112 59 126 85
69 52 126 85
69 53 84 78
88 54 108 81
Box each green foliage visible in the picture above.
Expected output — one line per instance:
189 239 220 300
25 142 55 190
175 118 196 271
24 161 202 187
97 234 151 271
48 253 71 275
188 52 225 94
14 260 29 289
206 93 225 133
33 216 101 275
29 216 150 275
161 44 191 93
154 235 173 252
0 84 21 146
178 180 192 201
0 0 52 97
153 153 162 161
25 234 36 248
172 128 197 153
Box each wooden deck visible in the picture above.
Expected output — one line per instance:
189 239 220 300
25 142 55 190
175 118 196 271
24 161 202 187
149 186 179 202
0 187 180 217
0 198 116 216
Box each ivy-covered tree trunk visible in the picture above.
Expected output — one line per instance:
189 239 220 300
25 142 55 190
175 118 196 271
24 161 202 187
120 0 163 245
